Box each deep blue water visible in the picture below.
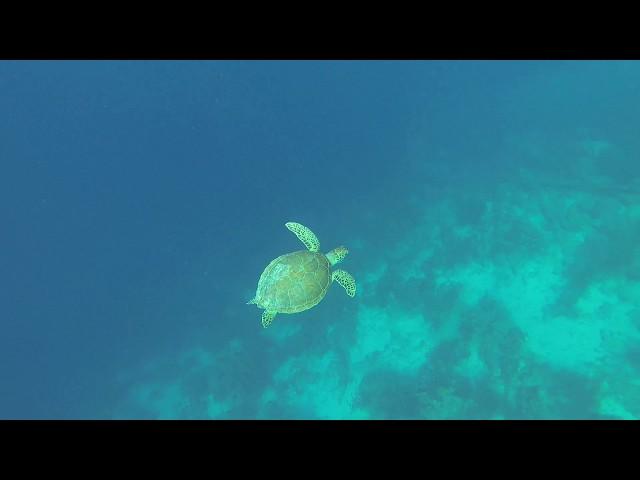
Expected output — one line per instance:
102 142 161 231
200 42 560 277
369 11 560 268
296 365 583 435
2 60 640 419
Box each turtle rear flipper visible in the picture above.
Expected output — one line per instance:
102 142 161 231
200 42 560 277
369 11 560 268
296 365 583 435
262 310 277 328
285 222 320 252
332 269 356 297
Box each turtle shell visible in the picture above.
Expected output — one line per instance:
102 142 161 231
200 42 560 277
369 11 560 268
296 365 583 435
255 250 331 314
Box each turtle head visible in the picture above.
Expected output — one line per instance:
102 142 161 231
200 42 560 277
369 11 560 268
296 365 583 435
326 246 349 266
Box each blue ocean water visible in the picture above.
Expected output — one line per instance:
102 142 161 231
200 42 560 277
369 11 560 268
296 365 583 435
2 60 640 419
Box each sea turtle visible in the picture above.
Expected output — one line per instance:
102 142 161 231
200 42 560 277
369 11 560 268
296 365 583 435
247 222 356 328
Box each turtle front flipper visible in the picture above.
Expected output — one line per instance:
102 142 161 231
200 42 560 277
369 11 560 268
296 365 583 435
285 222 320 252
262 310 277 328
332 269 356 297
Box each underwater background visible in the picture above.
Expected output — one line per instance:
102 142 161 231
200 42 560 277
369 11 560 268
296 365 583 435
2 60 640 419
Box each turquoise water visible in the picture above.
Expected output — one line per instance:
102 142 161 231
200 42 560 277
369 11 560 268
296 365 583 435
2 60 640 419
